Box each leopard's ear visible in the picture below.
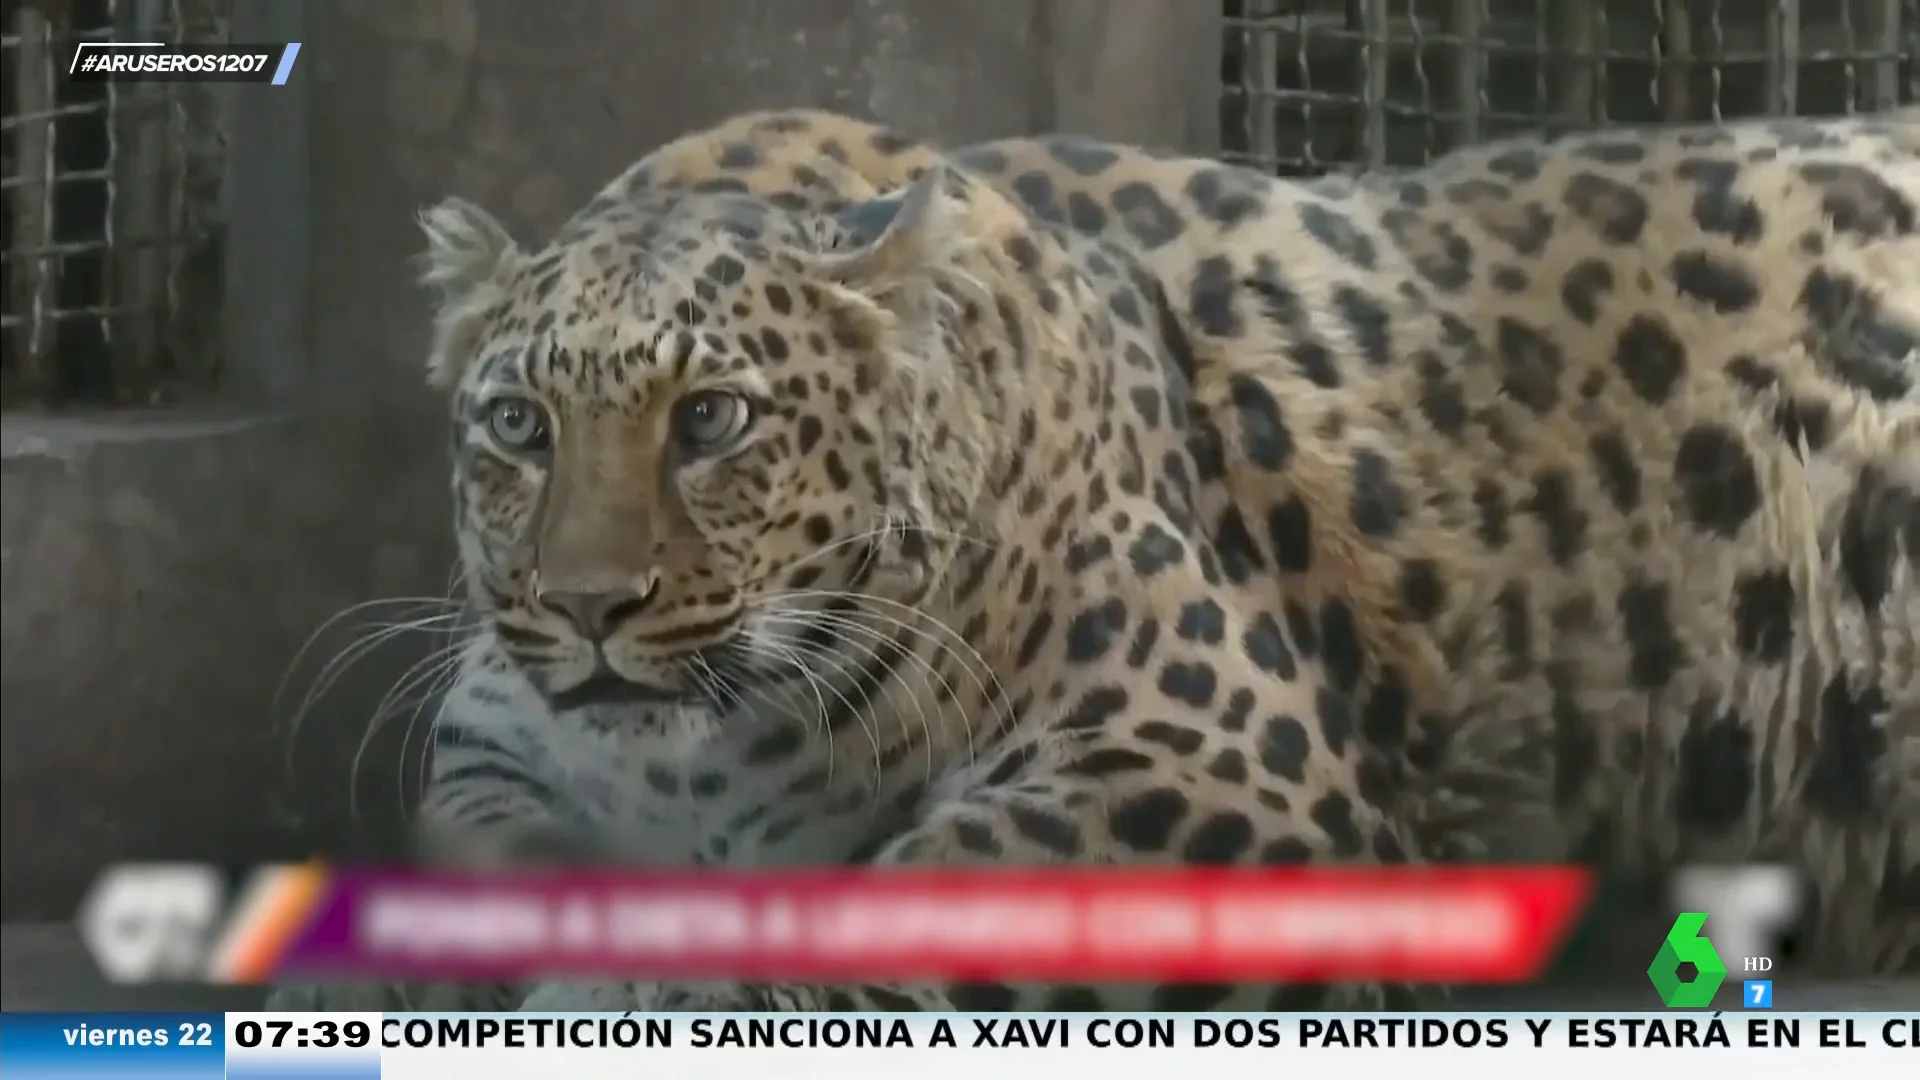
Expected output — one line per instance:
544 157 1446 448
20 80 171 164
415 198 522 389
811 165 956 292
417 197 520 305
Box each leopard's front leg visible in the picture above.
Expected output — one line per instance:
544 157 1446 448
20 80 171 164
266 669 581 1013
262 792 571 1013
573 675 1428 1013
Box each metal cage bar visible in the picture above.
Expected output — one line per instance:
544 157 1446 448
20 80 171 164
0 0 230 409
1220 0 1919 174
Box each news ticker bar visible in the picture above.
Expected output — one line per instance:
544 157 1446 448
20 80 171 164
66 43 302 85
0 1012 1912 1080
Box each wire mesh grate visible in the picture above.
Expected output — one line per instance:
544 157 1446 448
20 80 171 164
1 0 230 409
1220 0 1916 176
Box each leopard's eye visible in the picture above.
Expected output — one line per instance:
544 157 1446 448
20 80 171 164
672 389 753 455
486 396 551 452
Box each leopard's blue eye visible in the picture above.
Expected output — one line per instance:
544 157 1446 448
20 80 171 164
486 396 551 452
673 389 753 455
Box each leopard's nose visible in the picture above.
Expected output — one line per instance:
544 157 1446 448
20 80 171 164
536 578 659 642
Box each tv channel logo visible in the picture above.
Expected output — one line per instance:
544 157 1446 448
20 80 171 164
1649 912 1727 1007
1650 917 1781 1008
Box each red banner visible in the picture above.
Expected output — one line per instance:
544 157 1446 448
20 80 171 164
186 866 1593 985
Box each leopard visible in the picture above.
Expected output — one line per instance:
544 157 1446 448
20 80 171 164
268 108 1918 1014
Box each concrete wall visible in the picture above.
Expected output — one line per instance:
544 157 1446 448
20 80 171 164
0 0 1217 921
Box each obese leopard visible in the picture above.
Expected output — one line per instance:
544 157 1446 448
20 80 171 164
271 109 1918 1012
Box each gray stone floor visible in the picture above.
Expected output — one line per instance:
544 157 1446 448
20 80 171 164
5 922 1914 1012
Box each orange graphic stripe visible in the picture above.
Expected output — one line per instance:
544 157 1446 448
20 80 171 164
213 863 331 983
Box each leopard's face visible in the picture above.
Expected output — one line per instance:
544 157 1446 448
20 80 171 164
425 179 994 724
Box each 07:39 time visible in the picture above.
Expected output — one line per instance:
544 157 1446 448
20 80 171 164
232 1019 374 1049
